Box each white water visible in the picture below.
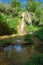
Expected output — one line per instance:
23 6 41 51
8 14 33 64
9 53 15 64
21 13 25 34
21 12 32 35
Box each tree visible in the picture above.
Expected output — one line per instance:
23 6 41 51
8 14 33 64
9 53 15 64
10 0 21 15
0 3 6 13
26 0 36 12
26 0 42 26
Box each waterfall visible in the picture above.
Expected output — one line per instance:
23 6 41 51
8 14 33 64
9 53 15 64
21 12 32 35
21 13 25 34
27 12 32 25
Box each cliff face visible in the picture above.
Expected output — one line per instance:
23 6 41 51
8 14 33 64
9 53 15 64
17 12 32 35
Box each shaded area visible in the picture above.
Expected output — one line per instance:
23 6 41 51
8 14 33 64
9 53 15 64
22 53 43 65
34 26 43 42
0 34 33 47
36 44 43 53
0 21 17 35
0 12 18 36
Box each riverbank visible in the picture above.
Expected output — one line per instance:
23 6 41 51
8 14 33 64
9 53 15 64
0 33 42 47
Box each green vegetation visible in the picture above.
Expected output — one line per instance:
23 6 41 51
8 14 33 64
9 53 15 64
0 12 18 35
25 0 43 42
0 38 12 46
0 0 43 34
35 27 43 42
24 34 33 43
22 53 43 65
0 0 43 45
0 0 43 65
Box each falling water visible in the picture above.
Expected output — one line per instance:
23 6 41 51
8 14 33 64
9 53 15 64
27 12 32 25
21 13 25 34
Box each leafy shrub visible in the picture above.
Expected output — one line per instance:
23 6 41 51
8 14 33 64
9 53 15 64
34 27 43 42
24 34 32 43
0 12 18 35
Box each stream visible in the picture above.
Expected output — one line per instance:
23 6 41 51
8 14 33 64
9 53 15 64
0 43 43 65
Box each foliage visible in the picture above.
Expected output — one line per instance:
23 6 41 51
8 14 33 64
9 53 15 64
22 53 43 65
0 38 12 46
28 54 43 65
0 3 6 13
26 24 39 33
26 0 36 12
34 26 43 42
24 34 33 43
0 0 43 42
7 17 18 34
25 0 42 26
0 12 18 35
0 12 10 35
10 0 21 15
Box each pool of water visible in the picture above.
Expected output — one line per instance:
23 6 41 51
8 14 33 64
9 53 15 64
0 44 43 65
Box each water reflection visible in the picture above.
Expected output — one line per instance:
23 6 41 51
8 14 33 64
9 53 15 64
13 45 22 52
4 44 22 58
4 46 12 58
2 44 31 65
0 44 43 65
4 46 11 51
